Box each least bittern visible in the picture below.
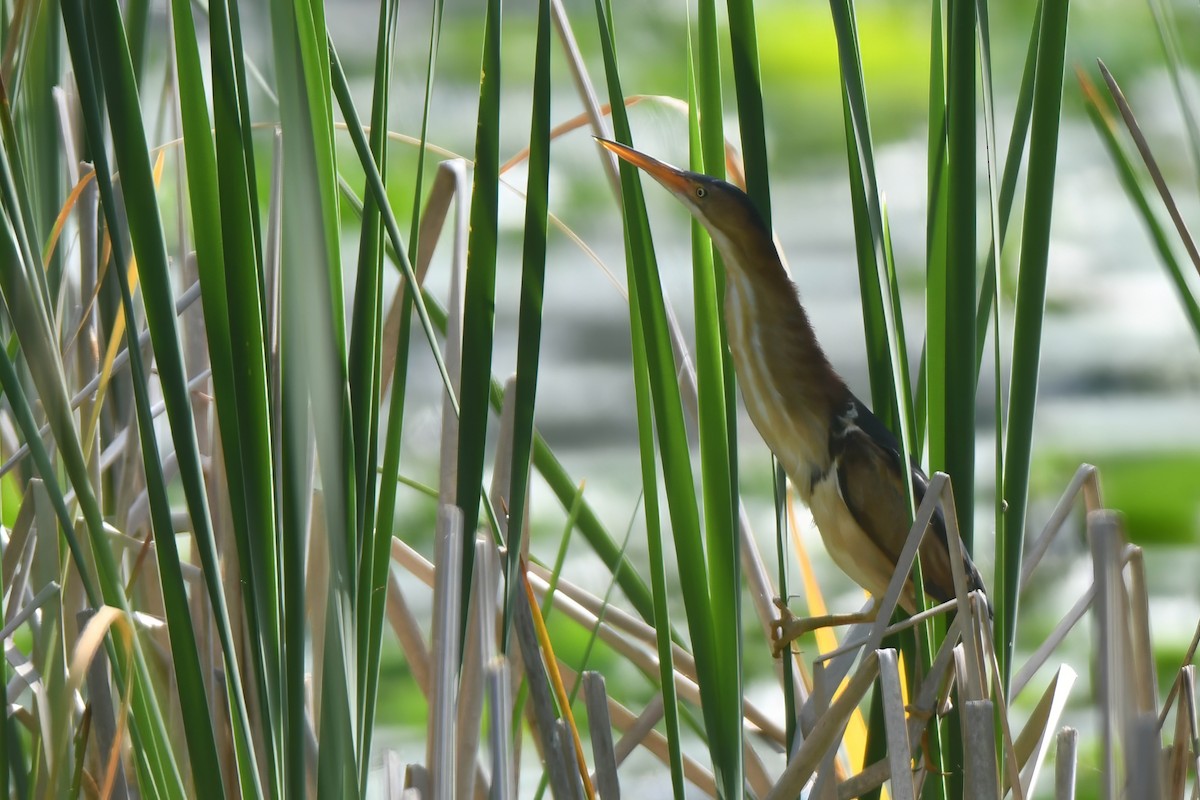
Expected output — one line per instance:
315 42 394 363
598 138 988 654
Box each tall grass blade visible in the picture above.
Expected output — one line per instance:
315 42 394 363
934 3 981 793
54 1 248 794
363 248 414 791
826 10 935 788
122 0 149 79
199 2 284 786
505 0 552 654
723 0 770 221
691 2 743 792
923 0 947 458
266 0 356 790
1055 727 1078 798
939 0 976 552
974 7 1044 700
0 497 7 798
626 283 685 800
169 0 272 792
346 0 399 782
84 0 236 792
11 0 61 290
455 0 502 617
974 3 1041 370
975 11 1013 764
716 0 795 760
999 0 1070 690
593 2 729 793
0 128 50 327
827 0 901 432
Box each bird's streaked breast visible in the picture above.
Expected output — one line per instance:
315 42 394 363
722 271 832 499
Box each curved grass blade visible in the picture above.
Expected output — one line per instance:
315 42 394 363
1145 0 1200 193
1079 69 1200 345
328 54 456 411
1097 61 1200 279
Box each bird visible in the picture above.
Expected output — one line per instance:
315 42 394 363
597 137 989 654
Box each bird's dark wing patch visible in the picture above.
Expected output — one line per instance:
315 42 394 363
833 426 910 565
830 396 914 568
832 394 989 607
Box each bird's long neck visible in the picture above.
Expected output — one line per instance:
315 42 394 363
713 231 848 495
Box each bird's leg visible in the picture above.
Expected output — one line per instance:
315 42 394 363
913 721 950 779
905 701 954 777
770 596 881 658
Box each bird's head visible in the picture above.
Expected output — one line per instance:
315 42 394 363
597 138 770 260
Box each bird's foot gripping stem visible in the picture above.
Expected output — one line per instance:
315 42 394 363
770 596 880 658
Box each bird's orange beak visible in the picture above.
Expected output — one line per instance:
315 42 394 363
596 138 693 196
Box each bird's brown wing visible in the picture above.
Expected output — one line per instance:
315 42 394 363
832 396 988 608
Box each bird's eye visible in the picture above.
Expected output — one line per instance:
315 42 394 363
695 186 707 199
